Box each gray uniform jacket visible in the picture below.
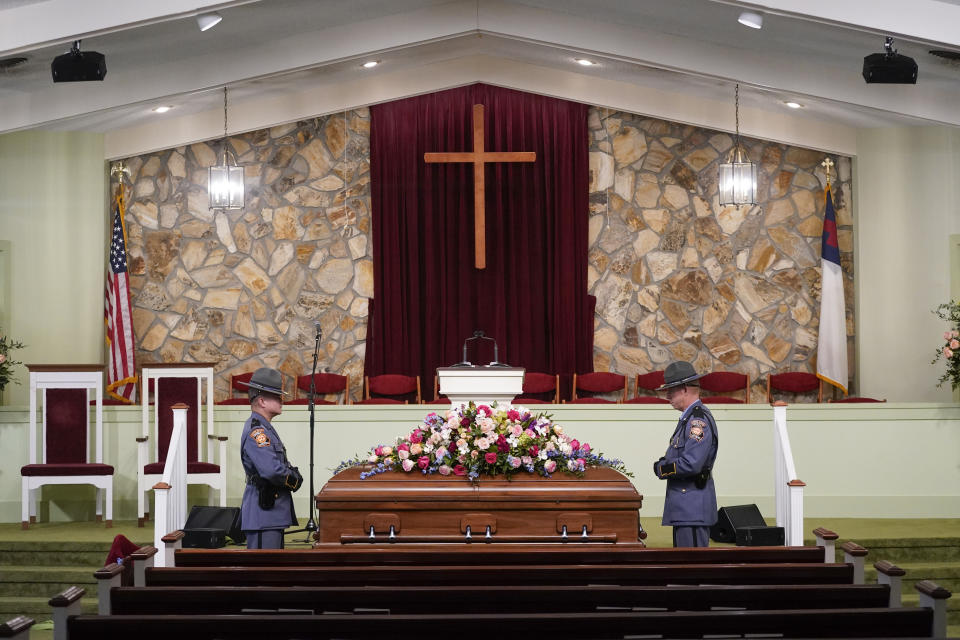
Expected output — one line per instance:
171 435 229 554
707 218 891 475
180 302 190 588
240 412 298 532
653 400 719 526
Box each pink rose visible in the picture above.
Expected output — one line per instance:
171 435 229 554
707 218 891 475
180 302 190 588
507 409 520 421
438 465 452 476
409 430 423 444
398 449 410 460
521 456 533 465
0 354 5 364
524 429 536 438
950 339 959 350
381 446 393 456
946 331 954 341
477 405 492 416
508 456 521 468
374 446 384 456
570 439 580 451
470 450 479 459
580 442 591 454
417 456 430 469
528 445 539 457
367 454 379 464
544 460 557 473
484 452 498 464
397 443 409 452
946 347 955 359
453 464 466 476
577 458 586 467
410 443 423 455
401 459 415 472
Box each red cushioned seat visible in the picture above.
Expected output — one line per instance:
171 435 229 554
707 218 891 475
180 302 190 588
287 372 350 405
627 371 669 403
700 371 750 404
143 461 220 475
569 372 626 403
364 374 420 404
215 372 254 405
624 395 669 404
21 463 114 476
767 372 822 403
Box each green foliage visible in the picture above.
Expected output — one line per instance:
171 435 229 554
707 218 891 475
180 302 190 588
932 301 960 390
0 330 25 391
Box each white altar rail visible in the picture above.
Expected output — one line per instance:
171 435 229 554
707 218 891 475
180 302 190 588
773 402 804 546
152 403 188 566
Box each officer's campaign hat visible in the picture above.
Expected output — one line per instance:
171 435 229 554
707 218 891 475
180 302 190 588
238 367 288 397
656 361 706 390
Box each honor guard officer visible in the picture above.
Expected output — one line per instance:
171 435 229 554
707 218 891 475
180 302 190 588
238 367 302 549
652 361 719 548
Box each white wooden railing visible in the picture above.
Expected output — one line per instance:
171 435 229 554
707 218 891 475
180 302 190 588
772 402 805 546
152 403 189 566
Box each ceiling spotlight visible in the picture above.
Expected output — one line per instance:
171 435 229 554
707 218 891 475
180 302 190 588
51 40 106 82
784 101 803 109
196 12 223 32
361 60 379 69
863 36 918 84
737 11 763 29
152 105 173 113
575 58 595 66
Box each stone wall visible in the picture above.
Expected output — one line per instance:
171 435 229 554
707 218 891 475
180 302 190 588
119 103 853 402
587 109 853 401
121 111 372 402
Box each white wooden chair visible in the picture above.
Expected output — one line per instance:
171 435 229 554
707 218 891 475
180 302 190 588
137 363 226 527
20 364 113 529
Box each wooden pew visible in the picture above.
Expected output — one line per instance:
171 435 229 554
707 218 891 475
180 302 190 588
146 562 855 587
64 607 936 640
172 544 826 567
0 616 33 640
109 583 892 615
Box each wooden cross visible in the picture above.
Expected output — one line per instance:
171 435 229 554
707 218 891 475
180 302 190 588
424 104 536 269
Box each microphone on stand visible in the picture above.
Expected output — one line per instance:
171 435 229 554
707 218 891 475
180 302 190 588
451 330 509 368
314 320 322 338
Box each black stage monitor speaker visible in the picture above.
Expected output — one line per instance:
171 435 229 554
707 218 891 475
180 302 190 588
735 525 785 546
710 504 767 543
182 505 244 548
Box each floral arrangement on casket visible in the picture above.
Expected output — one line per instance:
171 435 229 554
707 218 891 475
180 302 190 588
335 402 631 481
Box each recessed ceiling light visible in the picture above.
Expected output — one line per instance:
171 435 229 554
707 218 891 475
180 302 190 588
152 105 173 113
738 11 763 29
196 12 222 32
362 60 379 69
575 58 595 66
784 101 803 109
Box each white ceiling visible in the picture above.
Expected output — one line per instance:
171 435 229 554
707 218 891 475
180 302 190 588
1 0 958 154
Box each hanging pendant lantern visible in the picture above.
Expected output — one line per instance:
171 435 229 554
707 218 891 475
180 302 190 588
718 83 757 206
208 86 244 210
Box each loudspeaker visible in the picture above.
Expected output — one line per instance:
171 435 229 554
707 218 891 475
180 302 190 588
182 505 244 547
710 504 767 543
735 525 785 546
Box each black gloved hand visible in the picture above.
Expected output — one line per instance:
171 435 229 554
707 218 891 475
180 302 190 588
653 457 665 477
284 466 303 492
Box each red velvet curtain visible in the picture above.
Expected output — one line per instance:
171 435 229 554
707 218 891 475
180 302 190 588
365 84 594 397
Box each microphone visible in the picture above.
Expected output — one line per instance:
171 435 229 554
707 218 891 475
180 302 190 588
314 321 322 339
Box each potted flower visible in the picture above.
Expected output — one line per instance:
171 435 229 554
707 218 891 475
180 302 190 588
932 301 960 390
0 330 26 401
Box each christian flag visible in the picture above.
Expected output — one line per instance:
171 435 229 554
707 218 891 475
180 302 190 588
104 197 137 403
816 185 848 393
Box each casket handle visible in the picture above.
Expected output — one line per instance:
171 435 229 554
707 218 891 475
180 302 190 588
363 513 400 536
557 513 592 535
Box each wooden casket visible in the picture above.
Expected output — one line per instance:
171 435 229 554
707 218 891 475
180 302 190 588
315 467 644 545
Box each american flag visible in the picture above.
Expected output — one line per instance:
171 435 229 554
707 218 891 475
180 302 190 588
104 200 137 402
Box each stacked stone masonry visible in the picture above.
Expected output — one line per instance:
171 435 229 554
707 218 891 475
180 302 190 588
119 105 854 403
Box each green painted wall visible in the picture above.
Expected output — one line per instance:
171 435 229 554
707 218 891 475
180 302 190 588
0 131 107 406
854 126 960 401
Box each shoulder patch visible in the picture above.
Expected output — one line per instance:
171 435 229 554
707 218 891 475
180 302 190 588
688 420 705 441
250 427 271 448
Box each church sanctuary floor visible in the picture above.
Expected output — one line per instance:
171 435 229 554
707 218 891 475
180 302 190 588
1 518 958 640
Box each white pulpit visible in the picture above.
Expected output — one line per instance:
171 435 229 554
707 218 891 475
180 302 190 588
437 366 525 408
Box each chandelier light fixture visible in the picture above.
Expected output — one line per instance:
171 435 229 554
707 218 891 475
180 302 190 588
718 83 757 207
208 86 244 211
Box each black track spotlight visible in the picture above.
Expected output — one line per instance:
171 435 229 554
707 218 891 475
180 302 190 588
862 37 917 84
51 40 106 82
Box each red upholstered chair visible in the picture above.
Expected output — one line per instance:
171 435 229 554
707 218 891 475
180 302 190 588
138 365 226 527
767 371 822 404
287 373 350 405
425 375 451 405
700 371 750 404
356 374 421 405
568 372 627 403
214 372 254 405
514 372 560 404
21 365 113 529
626 371 669 404
829 397 886 403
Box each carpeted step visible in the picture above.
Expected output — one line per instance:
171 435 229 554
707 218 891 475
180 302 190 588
864 560 960 589
902 593 960 625
0 541 113 567
0 594 98 621
0 565 96 597
803 537 960 564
